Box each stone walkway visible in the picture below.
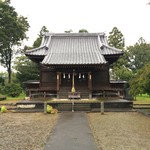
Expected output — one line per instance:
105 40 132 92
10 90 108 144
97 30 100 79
44 112 98 150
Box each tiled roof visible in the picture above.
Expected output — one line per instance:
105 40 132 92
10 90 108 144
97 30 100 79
25 33 123 65
101 44 124 55
42 52 106 65
25 46 48 56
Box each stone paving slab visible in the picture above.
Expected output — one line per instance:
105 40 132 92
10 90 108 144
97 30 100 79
44 112 98 150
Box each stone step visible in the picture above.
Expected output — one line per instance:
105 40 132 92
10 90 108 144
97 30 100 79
57 103 91 111
10 108 44 113
58 104 72 111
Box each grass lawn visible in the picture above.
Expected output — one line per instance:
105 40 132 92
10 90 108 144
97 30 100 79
134 94 150 104
0 92 25 103
136 94 150 100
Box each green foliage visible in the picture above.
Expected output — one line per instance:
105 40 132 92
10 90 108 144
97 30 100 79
108 27 125 49
0 0 29 83
127 38 150 72
110 50 133 81
79 29 88 33
129 63 150 97
33 26 49 48
1 106 7 113
108 27 131 80
126 38 150 97
0 72 7 84
108 29 150 83
24 26 49 51
136 94 150 101
111 66 133 81
0 76 4 85
0 92 25 102
64 29 73 33
1 83 22 97
14 56 40 87
0 84 5 94
140 64 150 95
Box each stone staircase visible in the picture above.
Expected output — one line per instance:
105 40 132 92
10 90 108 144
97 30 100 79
58 86 71 99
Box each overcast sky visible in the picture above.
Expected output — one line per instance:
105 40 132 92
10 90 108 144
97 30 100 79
0 0 150 71
10 0 150 47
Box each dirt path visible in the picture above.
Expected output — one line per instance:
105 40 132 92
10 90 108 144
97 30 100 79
0 113 58 150
87 112 150 150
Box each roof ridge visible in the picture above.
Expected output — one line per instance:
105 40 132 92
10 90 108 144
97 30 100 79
44 32 105 37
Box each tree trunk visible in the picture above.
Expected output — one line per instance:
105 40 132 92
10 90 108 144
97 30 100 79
7 62 11 84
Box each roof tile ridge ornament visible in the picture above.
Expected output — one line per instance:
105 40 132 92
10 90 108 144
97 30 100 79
98 35 104 50
41 33 52 50
102 43 124 53
45 36 51 50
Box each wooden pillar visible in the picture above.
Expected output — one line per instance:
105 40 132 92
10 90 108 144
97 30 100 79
57 72 60 99
29 90 32 98
39 65 43 88
88 72 92 99
59 73 61 86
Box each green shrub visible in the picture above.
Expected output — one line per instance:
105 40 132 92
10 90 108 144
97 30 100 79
1 106 7 113
0 77 4 86
0 85 5 95
3 83 22 97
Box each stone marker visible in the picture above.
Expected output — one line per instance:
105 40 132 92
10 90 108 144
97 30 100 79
101 101 104 115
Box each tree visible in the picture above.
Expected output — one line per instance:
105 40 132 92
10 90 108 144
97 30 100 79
108 27 125 49
64 29 73 33
127 37 150 72
20 26 48 86
24 26 49 50
111 64 133 81
108 27 132 80
79 29 88 33
14 56 40 87
0 0 29 83
0 76 4 86
143 64 150 95
129 63 150 98
33 26 49 48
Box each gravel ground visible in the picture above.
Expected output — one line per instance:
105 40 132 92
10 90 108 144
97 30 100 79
87 112 150 150
1 112 150 150
0 113 58 150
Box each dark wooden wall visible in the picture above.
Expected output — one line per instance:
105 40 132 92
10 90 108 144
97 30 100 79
40 65 110 92
40 70 57 90
92 67 109 90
